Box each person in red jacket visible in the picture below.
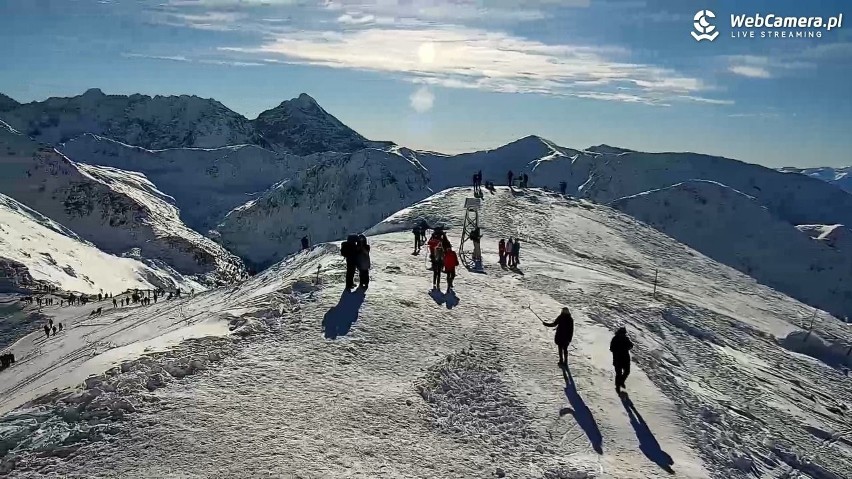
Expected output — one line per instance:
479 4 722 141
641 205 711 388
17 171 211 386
443 244 459 290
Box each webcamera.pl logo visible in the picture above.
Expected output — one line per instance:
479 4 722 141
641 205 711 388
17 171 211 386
692 10 719 41
692 10 844 41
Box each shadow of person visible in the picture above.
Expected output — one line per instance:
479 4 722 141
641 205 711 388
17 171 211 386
509 266 525 275
321 290 366 339
620 393 675 474
561 366 604 454
428 288 447 306
444 289 460 309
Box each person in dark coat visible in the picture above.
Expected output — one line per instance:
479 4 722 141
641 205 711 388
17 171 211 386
356 235 371 290
610 327 634 392
412 225 422 254
301 235 310 250
542 307 574 366
43 324 50 339
469 227 482 261
511 239 521 267
340 234 359 290
507 170 514 187
559 181 567 195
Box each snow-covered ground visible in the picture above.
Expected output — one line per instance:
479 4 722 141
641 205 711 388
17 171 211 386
609 180 852 319
1 188 849 478
0 122 245 283
779 166 852 194
0 192 200 295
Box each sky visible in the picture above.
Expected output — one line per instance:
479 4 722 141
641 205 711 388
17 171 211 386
0 0 850 167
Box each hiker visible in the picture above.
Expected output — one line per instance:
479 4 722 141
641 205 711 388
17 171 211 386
432 240 445 288
43 324 50 339
498 239 506 265
511 239 521 267
441 232 451 251
506 238 515 267
154 292 158 303
472 172 479 193
418 220 429 243
610 327 634 393
301 235 310 251
341 234 359 290
443 243 459 290
542 308 574 366
470 227 482 262
413 225 422 254
559 181 567 195
427 233 441 269
507 170 514 187
58 323 63 332
51 325 57 336
356 234 371 290
523 173 529 188
113 298 117 308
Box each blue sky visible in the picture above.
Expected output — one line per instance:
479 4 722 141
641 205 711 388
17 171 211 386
1 0 850 167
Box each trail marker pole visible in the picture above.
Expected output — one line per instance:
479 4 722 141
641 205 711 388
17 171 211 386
803 308 817 343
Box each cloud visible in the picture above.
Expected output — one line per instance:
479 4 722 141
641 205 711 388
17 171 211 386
409 86 435 113
223 26 721 105
121 53 191 62
729 65 772 79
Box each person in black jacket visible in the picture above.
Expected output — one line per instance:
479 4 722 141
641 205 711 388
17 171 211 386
610 327 634 392
542 307 574 366
356 235 371 290
340 235 359 290
469 227 482 262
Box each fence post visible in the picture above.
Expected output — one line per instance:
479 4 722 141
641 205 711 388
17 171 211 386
802 308 817 343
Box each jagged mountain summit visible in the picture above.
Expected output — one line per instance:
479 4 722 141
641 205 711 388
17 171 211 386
252 93 369 155
0 89 374 155
0 121 245 284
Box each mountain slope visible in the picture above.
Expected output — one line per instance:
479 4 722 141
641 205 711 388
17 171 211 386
609 180 852 319
0 122 245 283
0 88 257 149
61 134 309 231
1 188 849 478
252 93 369 155
0 93 19 112
0 192 200 295
778 166 852 194
215 148 432 268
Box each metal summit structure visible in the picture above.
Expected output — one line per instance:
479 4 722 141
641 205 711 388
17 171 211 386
458 197 481 258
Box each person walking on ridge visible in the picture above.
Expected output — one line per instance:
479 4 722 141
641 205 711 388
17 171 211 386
356 235 371 290
412 225 422 254
340 234 359 290
432 240 445 289
498 238 506 266
541 307 574 366
610 327 634 393
507 170 514 187
443 243 459 290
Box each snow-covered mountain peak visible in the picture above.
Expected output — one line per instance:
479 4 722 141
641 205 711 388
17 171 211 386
252 93 369 155
585 144 635 155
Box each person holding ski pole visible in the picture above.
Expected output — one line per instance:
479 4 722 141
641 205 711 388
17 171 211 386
540 307 574 367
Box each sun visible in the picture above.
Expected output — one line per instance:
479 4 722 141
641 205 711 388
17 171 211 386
418 42 436 64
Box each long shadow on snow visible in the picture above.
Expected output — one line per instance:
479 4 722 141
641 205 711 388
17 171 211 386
561 366 604 454
428 289 460 310
620 393 675 474
322 290 366 339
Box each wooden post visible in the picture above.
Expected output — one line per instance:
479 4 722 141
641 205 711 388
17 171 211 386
803 308 817 342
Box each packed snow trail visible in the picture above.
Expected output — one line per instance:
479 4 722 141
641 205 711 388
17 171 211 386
2 188 850 478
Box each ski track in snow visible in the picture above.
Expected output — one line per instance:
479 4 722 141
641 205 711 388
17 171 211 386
0 188 850 478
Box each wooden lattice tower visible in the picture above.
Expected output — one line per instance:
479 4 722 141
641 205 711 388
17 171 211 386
458 197 481 257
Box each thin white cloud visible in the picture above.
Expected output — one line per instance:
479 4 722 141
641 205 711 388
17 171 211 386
409 85 435 112
223 26 721 104
729 65 772 79
121 53 191 62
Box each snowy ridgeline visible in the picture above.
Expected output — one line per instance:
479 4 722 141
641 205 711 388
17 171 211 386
0 188 849 478
778 166 852 194
0 122 245 292
609 180 852 319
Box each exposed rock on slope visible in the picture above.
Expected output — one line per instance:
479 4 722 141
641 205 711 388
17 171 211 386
252 93 368 155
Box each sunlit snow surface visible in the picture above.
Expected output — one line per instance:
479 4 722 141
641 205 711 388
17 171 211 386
1 188 849 478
